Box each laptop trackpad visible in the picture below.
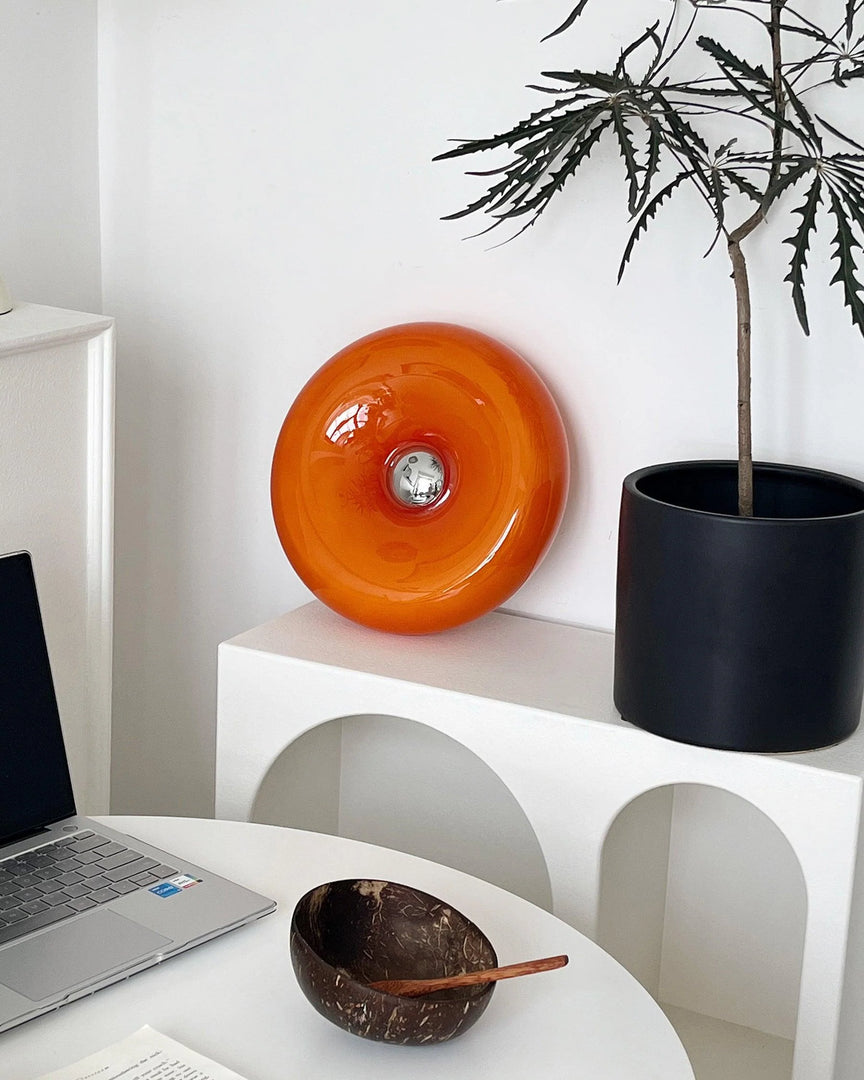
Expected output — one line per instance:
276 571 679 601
0 910 171 1002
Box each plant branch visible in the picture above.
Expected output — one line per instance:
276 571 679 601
730 0 787 245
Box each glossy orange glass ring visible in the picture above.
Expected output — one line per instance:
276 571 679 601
271 322 570 634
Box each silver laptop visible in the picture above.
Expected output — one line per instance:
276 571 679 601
0 551 276 1032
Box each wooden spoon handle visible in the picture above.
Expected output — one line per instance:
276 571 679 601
369 953 568 997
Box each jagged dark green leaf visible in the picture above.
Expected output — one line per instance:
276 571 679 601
656 102 717 209
724 168 762 203
827 187 864 337
635 118 663 213
710 166 728 232
782 176 822 335
705 62 796 136
829 156 864 185
836 62 864 86
617 172 689 282
451 116 614 239
783 33 838 80
781 77 822 152
817 115 864 154
612 107 642 215
504 118 612 219
671 80 740 97
655 92 709 154
542 1 591 42
541 69 621 93
525 84 594 99
696 36 770 84
827 162 864 237
778 22 833 48
440 185 517 224
763 158 816 208
614 21 661 77
434 99 606 163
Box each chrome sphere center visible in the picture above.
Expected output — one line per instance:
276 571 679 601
389 450 445 508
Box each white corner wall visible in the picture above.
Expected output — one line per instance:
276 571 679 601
0 1 101 313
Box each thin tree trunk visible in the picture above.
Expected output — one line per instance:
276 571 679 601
728 237 753 517
726 0 785 516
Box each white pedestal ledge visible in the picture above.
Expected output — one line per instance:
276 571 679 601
0 303 114 812
215 601 864 1080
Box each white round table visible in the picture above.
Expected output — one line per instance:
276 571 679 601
0 817 694 1079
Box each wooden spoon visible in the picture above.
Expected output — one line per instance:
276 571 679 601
368 953 568 997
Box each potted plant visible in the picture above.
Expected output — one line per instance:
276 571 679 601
437 0 864 751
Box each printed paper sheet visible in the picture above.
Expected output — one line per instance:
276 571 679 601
36 1025 249 1080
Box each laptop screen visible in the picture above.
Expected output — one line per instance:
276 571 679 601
0 551 76 845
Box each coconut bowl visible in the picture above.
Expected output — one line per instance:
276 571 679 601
290 878 498 1045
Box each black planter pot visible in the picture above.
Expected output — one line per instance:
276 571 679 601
614 461 864 752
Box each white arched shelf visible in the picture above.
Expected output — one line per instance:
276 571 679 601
216 600 864 1080
250 713 553 911
599 784 807 1080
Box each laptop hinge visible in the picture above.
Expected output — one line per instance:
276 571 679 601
0 826 53 853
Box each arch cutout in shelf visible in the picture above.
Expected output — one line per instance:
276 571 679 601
599 784 806 1080
250 713 553 913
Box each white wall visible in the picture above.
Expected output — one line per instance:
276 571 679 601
0 2 101 313
95 0 864 819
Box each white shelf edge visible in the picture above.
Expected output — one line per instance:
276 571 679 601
0 303 114 359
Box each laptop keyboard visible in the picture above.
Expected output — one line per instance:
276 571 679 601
0 831 177 947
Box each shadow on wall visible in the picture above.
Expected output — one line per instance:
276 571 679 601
251 713 554 912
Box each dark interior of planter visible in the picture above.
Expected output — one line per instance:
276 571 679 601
636 464 864 519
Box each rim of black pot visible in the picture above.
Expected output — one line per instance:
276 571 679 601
625 460 864 523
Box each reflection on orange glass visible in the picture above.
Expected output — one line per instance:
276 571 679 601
271 322 570 634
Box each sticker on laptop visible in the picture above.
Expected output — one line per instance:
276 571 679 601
149 874 202 898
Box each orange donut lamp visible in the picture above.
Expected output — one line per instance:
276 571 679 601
271 322 569 634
